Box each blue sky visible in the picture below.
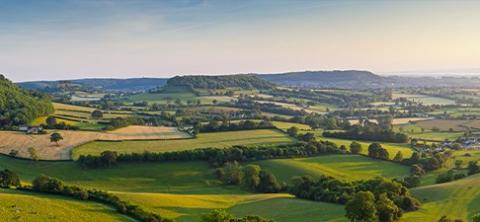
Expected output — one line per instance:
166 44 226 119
1 0 480 81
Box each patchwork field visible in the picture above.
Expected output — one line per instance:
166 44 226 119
73 129 295 159
0 126 190 160
251 154 410 182
392 93 455 105
0 189 132 222
402 174 480 222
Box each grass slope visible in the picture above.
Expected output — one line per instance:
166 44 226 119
252 155 410 182
0 189 132 222
73 129 294 158
0 156 239 194
402 174 480 221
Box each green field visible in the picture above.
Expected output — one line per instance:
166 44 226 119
402 174 480 222
0 156 237 194
73 129 295 159
251 154 410 182
0 189 132 222
318 136 414 160
271 121 312 131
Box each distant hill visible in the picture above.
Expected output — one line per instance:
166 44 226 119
19 78 168 92
0 75 53 128
258 70 387 89
166 74 275 90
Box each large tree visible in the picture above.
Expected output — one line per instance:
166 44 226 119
345 191 377 222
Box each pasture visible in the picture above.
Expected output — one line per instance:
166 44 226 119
0 189 132 222
402 174 480 222
73 129 294 159
0 126 190 160
251 155 410 182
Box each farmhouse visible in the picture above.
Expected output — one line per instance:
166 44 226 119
20 126 44 134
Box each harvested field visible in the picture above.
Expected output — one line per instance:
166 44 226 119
415 119 476 131
0 126 190 160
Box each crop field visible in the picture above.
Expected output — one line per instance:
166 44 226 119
73 129 294 159
414 119 480 132
429 107 480 118
251 155 410 182
401 174 480 222
392 93 456 105
0 189 132 222
0 126 190 160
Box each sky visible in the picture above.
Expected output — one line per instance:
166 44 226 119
1 0 480 82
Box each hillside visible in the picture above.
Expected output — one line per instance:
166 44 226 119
0 75 53 128
258 70 387 89
166 74 275 90
19 78 168 92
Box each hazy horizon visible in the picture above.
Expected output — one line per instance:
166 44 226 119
2 0 480 82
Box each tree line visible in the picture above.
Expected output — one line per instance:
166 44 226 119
77 140 342 169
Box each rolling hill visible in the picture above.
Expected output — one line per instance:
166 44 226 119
19 78 168 92
258 70 387 89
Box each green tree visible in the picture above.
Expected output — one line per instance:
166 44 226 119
50 132 64 146
257 170 281 193
201 209 233 222
393 151 403 162
472 212 480 222
243 165 261 191
91 110 103 119
0 169 20 188
286 126 299 137
468 161 479 175
46 116 57 127
455 160 463 169
376 193 402 222
345 191 377 222
349 141 362 154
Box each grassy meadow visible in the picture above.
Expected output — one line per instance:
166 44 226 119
73 129 295 159
0 189 133 222
401 174 480 222
251 154 411 182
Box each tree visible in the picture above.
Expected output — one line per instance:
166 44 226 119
455 160 463 169
91 110 103 119
0 169 20 188
472 212 480 222
345 191 377 222
201 209 233 222
286 126 299 137
46 116 57 127
393 151 403 162
28 147 38 161
257 170 281 193
50 132 64 146
376 193 402 222
468 161 479 175
350 141 362 154
243 165 261 191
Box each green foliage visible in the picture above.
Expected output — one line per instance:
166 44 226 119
345 191 377 222
349 141 362 154
376 193 402 222
242 165 261 191
201 209 274 222
0 169 20 188
167 74 274 90
50 132 64 145
0 75 53 128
